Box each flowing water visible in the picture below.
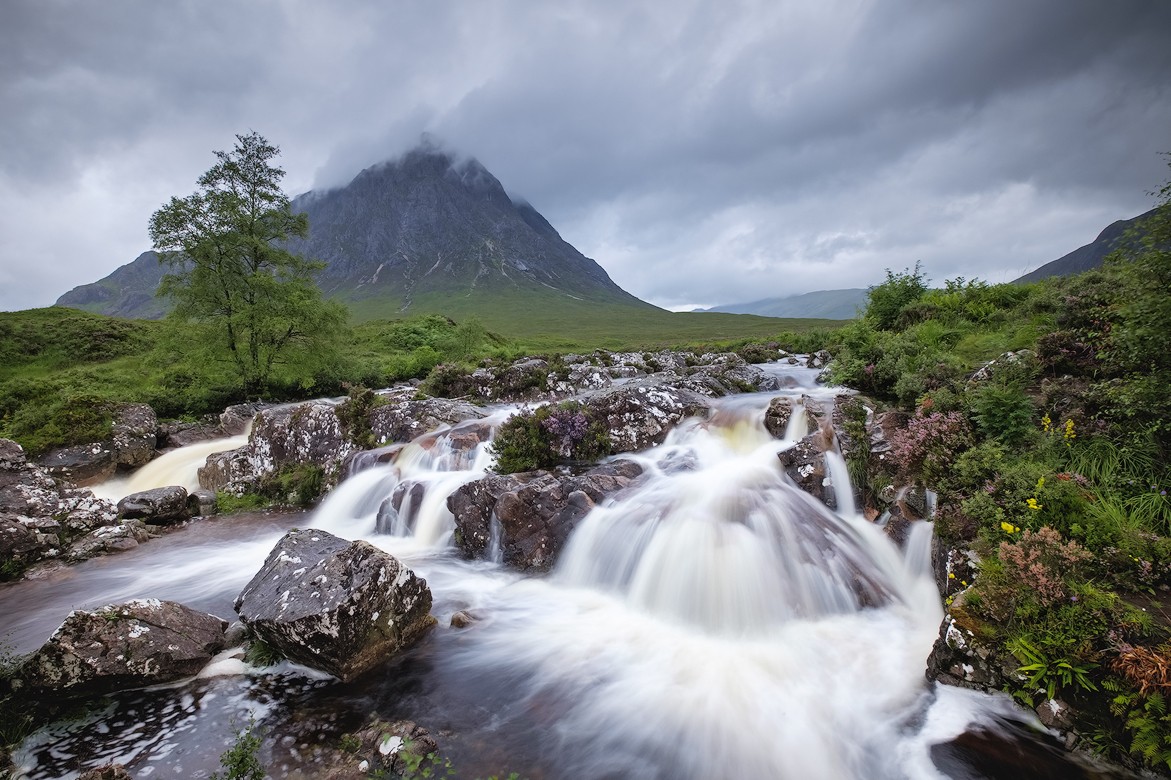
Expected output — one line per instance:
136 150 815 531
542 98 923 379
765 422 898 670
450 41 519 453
90 432 251 502
3 365 1083 779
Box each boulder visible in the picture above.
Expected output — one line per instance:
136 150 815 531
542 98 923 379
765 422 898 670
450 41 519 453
17 599 228 696
40 442 117 486
449 461 643 571
189 488 218 516
763 397 819 440
117 486 190 524
683 353 781 395
583 381 710 453
368 399 488 445
234 529 435 681
66 520 154 562
0 438 125 577
924 601 1020 692
777 430 832 506
111 403 157 469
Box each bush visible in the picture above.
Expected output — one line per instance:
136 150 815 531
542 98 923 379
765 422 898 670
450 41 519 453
887 410 973 485
490 402 610 474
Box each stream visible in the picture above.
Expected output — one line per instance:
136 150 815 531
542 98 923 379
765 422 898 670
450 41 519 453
1 364 1100 779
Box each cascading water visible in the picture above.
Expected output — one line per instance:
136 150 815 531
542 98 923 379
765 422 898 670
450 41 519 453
5 365 1078 779
89 430 251 502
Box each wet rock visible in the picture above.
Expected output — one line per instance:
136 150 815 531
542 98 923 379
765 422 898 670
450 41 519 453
583 381 710 453
369 400 489 445
449 461 643 571
197 445 255 494
40 442 117 486
683 353 781 395
17 599 228 696
806 350 831 369
189 488 218 516
924 598 1020 691
763 397 820 440
117 485 190 523
220 402 267 434
549 360 613 396
277 718 439 780
67 520 154 562
111 403 157 469
0 438 124 577
234 529 435 681
450 610 477 628
777 429 832 507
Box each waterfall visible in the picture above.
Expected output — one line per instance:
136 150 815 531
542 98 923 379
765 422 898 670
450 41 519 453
89 431 250 502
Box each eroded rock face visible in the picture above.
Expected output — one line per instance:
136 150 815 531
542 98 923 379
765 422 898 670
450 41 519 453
40 442 117 486
40 403 160 485
117 486 190 524
583 382 710 454
0 438 126 577
234 529 435 681
924 604 1020 692
777 430 832 506
449 461 643 571
17 599 227 696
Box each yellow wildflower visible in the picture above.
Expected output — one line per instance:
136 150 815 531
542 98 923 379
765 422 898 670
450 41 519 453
1000 521 1019 534
1027 498 1043 511
1041 414 1052 434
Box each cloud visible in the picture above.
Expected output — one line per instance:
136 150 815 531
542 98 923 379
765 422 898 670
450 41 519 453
1 0 1169 312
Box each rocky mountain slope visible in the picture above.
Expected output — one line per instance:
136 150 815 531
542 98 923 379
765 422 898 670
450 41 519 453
700 288 866 320
56 146 653 320
1015 207 1155 283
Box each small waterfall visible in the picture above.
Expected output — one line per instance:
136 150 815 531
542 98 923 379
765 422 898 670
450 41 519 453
311 418 500 546
90 431 250 502
822 448 858 519
783 402 808 441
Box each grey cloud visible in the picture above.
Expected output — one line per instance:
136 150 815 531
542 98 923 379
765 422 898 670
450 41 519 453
1 0 1169 313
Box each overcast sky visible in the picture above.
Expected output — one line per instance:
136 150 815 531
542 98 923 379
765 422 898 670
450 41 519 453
2 0 1169 312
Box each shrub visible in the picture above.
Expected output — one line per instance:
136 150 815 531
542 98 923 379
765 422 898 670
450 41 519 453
887 410 973 485
999 527 1091 608
490 402 610 474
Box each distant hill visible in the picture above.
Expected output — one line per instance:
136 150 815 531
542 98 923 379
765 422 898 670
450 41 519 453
1015 208 1156 283
57 145 654 322
55 251 170 319
700 289 866 320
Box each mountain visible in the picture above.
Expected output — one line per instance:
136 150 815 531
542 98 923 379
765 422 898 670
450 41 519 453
1015 208 1156 283
55 251 170 319
700 289 867 320
56 146 654 322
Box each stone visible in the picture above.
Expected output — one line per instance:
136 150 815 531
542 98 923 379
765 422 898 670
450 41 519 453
583 381 710 454
777 430 831 506
234 529 435 681
67 520 154 562
368 400 489 446
111 403 158 469
40 442 117 486
189 488 218 516
17 599 228 696
117 485 191 523
449 461 643 571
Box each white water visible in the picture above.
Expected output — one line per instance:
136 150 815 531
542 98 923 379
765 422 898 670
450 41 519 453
6 366 1058 779
90 431 250 502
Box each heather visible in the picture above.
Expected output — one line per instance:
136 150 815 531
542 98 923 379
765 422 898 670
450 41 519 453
830 158 1171 770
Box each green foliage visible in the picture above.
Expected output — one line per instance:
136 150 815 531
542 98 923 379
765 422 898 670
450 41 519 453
490 402 610 474
1111 689 1171 770
243 638 283 667
215 492 269 514
336 384 389 449
149 131 347 399
864 263 929 330
262 463 326 507
1008 636 1098 703
969 382 1036 445
0 391 114 456
210 719 264 780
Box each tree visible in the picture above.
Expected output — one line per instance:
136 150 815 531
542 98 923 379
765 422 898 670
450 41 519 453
149 132 345 398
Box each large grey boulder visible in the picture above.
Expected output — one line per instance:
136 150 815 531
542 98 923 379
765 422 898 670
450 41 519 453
582 382 710 453
40 442 117 486
111 403 157 469
117 486 190 524
235 529 435 681
449 461 643 571
368 398 488 444
17 599 227 696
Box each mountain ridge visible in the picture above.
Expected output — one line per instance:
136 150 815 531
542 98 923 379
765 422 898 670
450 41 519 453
56 146 654 320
